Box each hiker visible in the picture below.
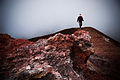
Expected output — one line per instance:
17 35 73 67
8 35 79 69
77 14 84 29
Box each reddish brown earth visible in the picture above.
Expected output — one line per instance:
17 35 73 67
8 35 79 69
0 34 34 79
0 34 33 64
83 27 120 80
29 27 120 80
0 27 120 80
0 30 93 80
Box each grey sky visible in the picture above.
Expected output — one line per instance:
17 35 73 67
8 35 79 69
1 0 120 42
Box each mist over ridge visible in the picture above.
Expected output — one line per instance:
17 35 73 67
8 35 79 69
1 0 120 42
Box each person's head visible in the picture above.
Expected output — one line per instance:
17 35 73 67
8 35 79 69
80 14 82 16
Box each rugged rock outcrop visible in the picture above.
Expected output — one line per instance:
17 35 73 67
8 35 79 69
0 30 94 80
0 28 119 80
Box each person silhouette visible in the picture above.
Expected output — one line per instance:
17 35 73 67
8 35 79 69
77 14 84 29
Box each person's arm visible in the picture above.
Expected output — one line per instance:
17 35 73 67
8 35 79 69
82 17 84 21
77 17 79 22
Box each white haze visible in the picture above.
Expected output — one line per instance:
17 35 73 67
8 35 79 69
1 0 120 42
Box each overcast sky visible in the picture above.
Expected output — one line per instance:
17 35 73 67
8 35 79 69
0 0 120 42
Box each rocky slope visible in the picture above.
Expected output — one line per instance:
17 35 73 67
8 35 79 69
29 27 120 80
0 27 120 80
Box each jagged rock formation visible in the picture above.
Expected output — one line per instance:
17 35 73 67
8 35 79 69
29 27 120 80
0 27 120 80
0 30 94 80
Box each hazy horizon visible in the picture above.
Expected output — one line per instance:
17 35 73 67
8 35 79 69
0 0 120 42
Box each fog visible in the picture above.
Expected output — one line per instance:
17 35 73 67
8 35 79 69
1 0 120 42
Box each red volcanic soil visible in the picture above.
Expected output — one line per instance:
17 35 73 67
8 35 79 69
0 34 33 55
29 27 120 79
0 30 93 80
0 34 34 78
83 27 120 80
0 34 33 56
0 27 120 80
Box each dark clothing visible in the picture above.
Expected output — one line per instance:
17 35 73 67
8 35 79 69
77 16 84 28
77 16 84 22
79 22 82 28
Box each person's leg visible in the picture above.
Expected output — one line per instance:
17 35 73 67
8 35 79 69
81 22 82 27
79 22 82 29
79 22 80 28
